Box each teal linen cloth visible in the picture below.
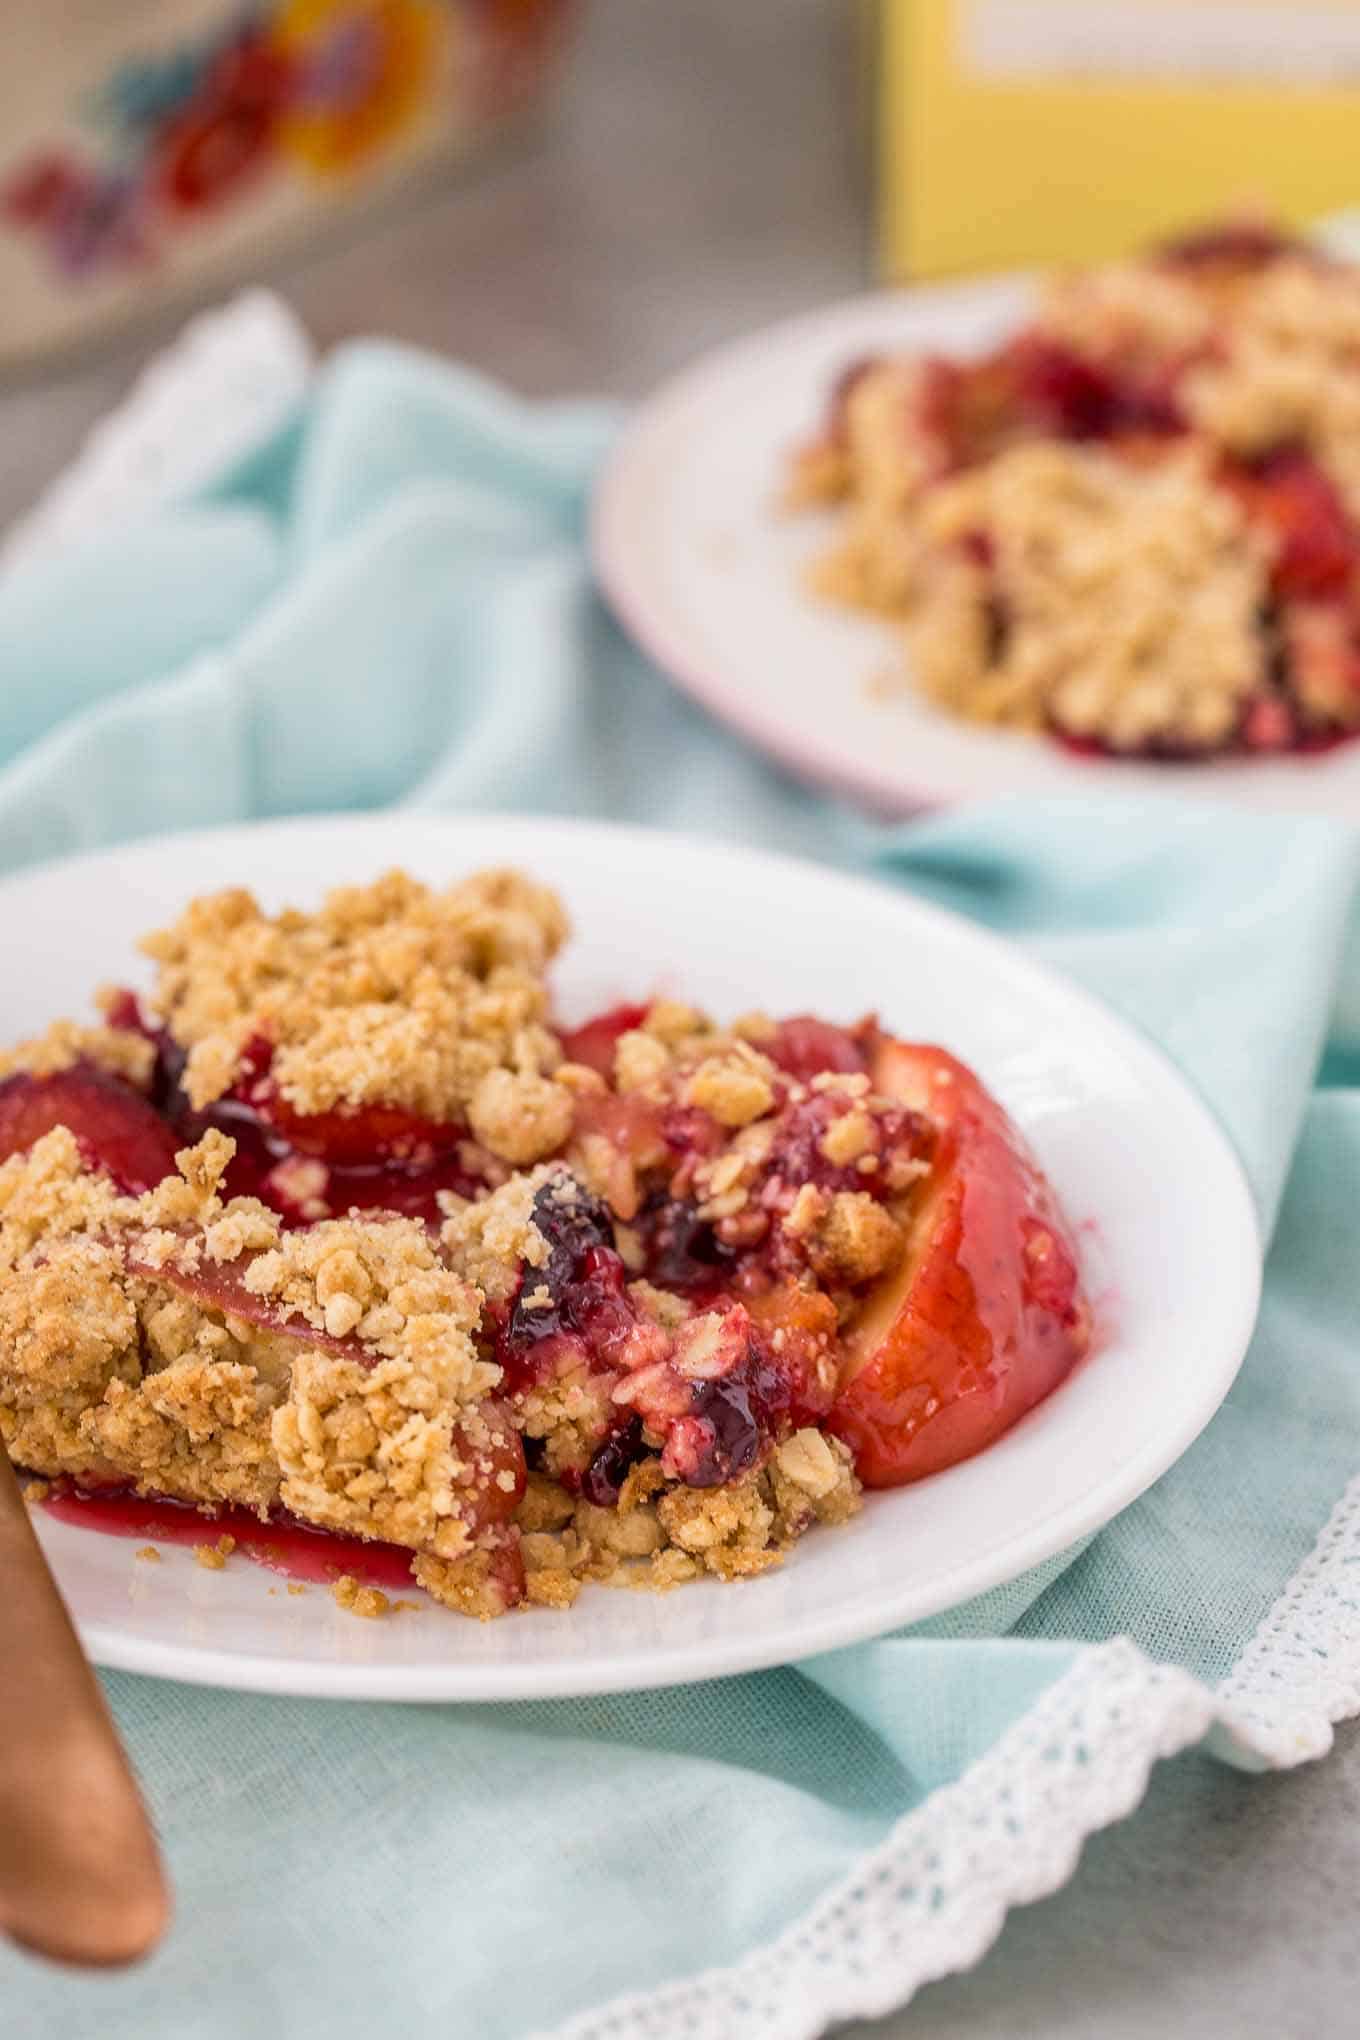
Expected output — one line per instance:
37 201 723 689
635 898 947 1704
3 346 1360 2040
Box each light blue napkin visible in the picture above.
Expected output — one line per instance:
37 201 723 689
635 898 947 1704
3 345 1360 2040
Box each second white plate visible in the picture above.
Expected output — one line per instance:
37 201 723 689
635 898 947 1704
9 813 1260 1700
593 274 1360 819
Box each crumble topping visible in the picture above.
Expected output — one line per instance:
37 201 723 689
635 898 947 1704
910 442 1267 751
271 1350 496 1558
514 1433 862 1605
1036 260 1217 373
0 1019 155 1090
0 1126 497 1538
140 868 572 1157
438 1165 557 1299
465 1067 575 1165
685 1048 778 1128
332 1576 390 1619
1182 258 1360 518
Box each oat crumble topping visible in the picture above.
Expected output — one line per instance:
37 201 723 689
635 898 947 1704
0 1020 155 1090
141 868 572 1160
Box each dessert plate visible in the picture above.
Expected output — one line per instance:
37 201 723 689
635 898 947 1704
9 813 1258 1701
592 274 1360 820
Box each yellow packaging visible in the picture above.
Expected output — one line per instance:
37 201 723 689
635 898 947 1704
880 0 1360 277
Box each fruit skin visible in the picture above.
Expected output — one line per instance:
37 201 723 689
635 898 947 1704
0 1068 181 1193
828 1040 1089 1487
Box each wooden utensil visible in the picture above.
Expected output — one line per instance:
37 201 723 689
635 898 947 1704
0 1445 170 1965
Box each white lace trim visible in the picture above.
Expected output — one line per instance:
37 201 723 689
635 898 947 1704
547 1470 1360 2040
0 290 312 570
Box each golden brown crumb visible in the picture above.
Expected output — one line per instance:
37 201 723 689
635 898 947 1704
819 1108 876 1167
574 1496 664 1560
783 1182 828 1239
412 1547 518 1621
0 1019 156 1091
286 1582 307 1597
439 1165 556 1299
644 1548 703 1591
466 1069 574 1167
1182 259 1360 517
0 1127 498 1558
906 443 1266 751
135 1545 162 1563
523 1568 582 1610
656 1476 780 1579
613 1030 671 1093
21 1479 50 1504
685 1050 776 1129
617 1457 668 1513
515 1470 578 1533
811 1191 904 1285
768 1430 862 1538
193 1543 227 1571
332 1575 390 1619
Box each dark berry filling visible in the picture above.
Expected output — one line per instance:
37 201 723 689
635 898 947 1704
580 1414 646 1506
494 1177 665 1397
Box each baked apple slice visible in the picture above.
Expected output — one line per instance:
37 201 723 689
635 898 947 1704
828 1040 1089 1486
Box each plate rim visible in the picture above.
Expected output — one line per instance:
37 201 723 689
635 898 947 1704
7 810 1262 1701
591 272 1360 818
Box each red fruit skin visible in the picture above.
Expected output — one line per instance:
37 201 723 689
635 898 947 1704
828 1042 1089 1487
259 1094 466 1167
0 1068 181 1193
124 1237 367 1358
1221 451 1357 602
766 1014 869 1083
558 1003 652 1078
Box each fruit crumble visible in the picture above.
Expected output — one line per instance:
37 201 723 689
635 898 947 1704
788 222 1360 760
0 868 1089 1619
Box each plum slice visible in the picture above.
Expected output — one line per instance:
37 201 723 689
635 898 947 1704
0 1068 181 1193
828 1040 1089 1486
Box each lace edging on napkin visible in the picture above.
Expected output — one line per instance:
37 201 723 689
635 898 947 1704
549 1469 1360 2040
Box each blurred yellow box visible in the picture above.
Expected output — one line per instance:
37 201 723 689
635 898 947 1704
880 0 1360 277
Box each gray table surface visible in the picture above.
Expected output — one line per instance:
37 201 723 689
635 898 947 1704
2 4 1355 2035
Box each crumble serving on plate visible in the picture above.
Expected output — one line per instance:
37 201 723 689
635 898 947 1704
788 223 1360 760
0 868 1088 1619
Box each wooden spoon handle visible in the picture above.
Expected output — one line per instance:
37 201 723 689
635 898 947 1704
0 1448 170 1966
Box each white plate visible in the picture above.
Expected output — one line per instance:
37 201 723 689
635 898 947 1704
593 275 1360 819
9 814 1259 1701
